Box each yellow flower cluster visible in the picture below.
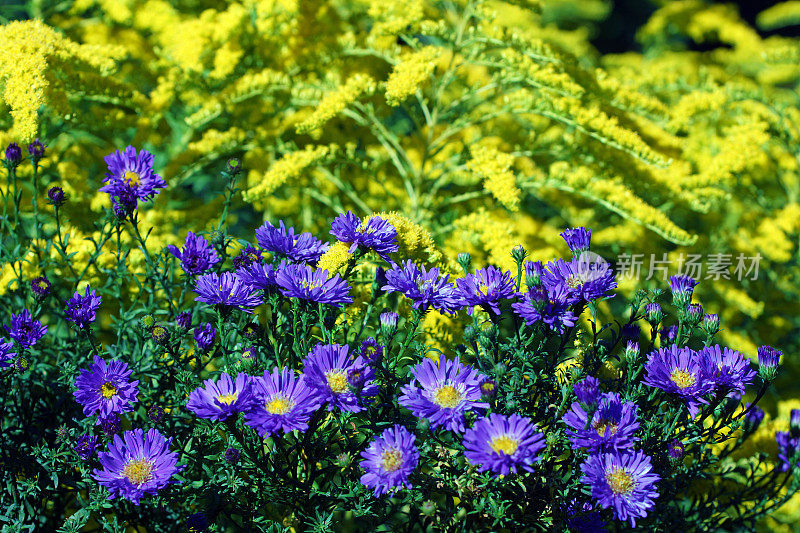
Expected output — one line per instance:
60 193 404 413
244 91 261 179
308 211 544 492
385 47 440 106
296 74 376 134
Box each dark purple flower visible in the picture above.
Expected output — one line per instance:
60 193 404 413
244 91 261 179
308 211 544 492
30 276 51 298
574 376 600 405
382 260 462 314
463 413 546 476
359 338 384 365
255 220 329 264
27 138 45 160
541 256 617 304
512 283 577 333
455 266 516 316
148 405 165 423
330 211 399 262
224 447 240 464
167 232 220 275
232 245 263 269
669 274 697 308
776 430 800 472
560 227 591 255
743 404 764 432
360 424 420 497
4 143 21 166
235 262 277 290
563 392 639 453
93 428 182 505
176 311 192 330
65 285 102 329
698 345 755 395
187 372 255 421
244 367 321 437
47 186 66 206
0 339 15 369
642 346 713 416
74 434 99 461
302 344 378 413
581 450 659 527
659 325 679 345
74 356 139 422
108 183 139 220
399 356 487 433
193 323 217 352
667 440 684 460
276 263 352 307
757 345 781 370
101 414 120 436
4 309 47 348
99 146 166 204
193 272 261 313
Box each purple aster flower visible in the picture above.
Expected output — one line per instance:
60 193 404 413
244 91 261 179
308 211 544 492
0 339 16 369
27 138 45 160
301 344 378 413
455 266 516 316
399 356 488 433
244 367 321 437
224 447 240 464
167 232 220 275
669 274 697 308
660 325 679 344
4 309 47 348
74 356 139 422
757 345 781 369
563 392 640 453
541 256 617 304
276 264 352 307
479 378 497 400
232 245 263 269
463 413 546 476
698 345 755 395
235 262 277 290
93 428 182 505
382 260 462 314
255 220 329 264
359 337 384 365
4 143 21 166
187 372 255 421
564 500 607 533
560 227 591 255
193 323 217 352
523 260 544 288
74 434 99 461
176 311 192 330
193 272 261 313
581 450 660 527
330 211 399 262
379 312 398 335
642 346 713 417
644 302 663 323
101 414 120 436
512 283 577 333
30 275 51 299
99 146 166 203
360 424 420 497
148 405 166 423
667 440 685 460
776 430 800 472
48 186 66 207
65 285 102 329
574 376 600 405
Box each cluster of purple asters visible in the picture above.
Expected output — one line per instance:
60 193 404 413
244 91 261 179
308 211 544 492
382 261 462 314
255 220 328 264
330 211 399 262
99 146 166 218
167 232 220 275
65 285 102 329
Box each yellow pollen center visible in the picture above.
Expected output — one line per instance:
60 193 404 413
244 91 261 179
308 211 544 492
266 396 294 415
37 281 48 289
670 369 696 389
433 385 462 408
477 283 489 295
490 435 519 455
122 459 154 485
303 280 324 290
381 449 403 472
593 419 618 437
217 393 238 405
100 382 116 399
123 170 141 186
567 276 584 289
325 370 348 394
606 469 635 495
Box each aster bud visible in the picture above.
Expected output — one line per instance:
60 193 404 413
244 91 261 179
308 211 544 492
624 341 640 367
226 157 242 175
524 261 543 289
574 376 600 405
685 303 703 326
457 252 471 273
511 244 526 266
151 325 170 344
667 440 685 461
700 313 720 336
791 409 800 438
421 500 437 516
14 356 29 373
4 143 22 168
209 230 225 246
372 266 387 293
27 138 45 162
493 362 506 378
669 275 697 309
30 275 51 299
379 311 398 338
480 378 497 400
176 311 192 330
47 186 66 207
743 404 764 433
757 345 781 381
560 227 591 256
140 314 155 330
101 414 120 436
224 447 240 464
335 452 352 468
347 366 366 392
644 302 663 324
415 417 430 432
148 405 166 423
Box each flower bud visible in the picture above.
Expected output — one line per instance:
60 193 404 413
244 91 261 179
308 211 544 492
574 376 600 405
457 252 471 273
226 157 242 175
176 311 192 330
224 447 240 464
30 276 51 299
379 311 398 337
685 303 703 326
47 186 66 207
757 345 781 381
644 302 663 324
700 313 720 336
624 341 640 367
791 409 800 438
421 500 437 516
27 138 45 162
140 314 156 330
4 143 22 167
511 244 526 266
669 275 697 309
151 325 170 344
560 227 591 255
148 405 166 423
524 261 543 289
667 440 685 460
744 404 764 433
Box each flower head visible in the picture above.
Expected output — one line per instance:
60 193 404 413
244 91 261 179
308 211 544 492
455 266 516 316
512 283 577 333
463 413 546 476
27 138 45 160
74 356 139 422
193 272 261 313
93 428 182 505
193 323 217 352
255 220 329 264
642 346 713 416
523 260 544 289
30 275 51 299
698 345 755 395
581 450 660 527
644 302 663 323
757 345 781 381
244 367 321 437
187 372 255 421
232 245 263 269
667 440 685 460
302 344 377 413
176 311 192 330
563 392 640 453
65 285 102 329
224 447 240 464
359 337 384 365
330 211 399 262
167 232 220 275
74 434 99 461
48 186 66 206
360 424 420 497
379 312 399 335
669 275 697 308
560 227 591 255
4 143 22 166
399 356 487 433
100 146 166 204
276 264 352 307
382 260 462 314
101 413 121 436
541 256 617 304
4 309 47 348
574 376 600 405
235 262 277 291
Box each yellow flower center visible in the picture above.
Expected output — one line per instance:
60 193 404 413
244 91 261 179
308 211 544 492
122 459 154 486
433 385 462 408
266 396 294 415
303 280 324 290
123 170 141 186
37 281 48 289
217 393 238 405
593 418 618 437
325 370 348 394
606 468 635 495
490 435 519 456
380 449 403 472
670 369 696 389
567 276 584 289
100 382 117 399
477 283 490 295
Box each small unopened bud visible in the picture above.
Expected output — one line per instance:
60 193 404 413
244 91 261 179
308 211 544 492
644 302 663 324
140 314 156 330
685 303 703 326
511 244 526 266
457 252 471 273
